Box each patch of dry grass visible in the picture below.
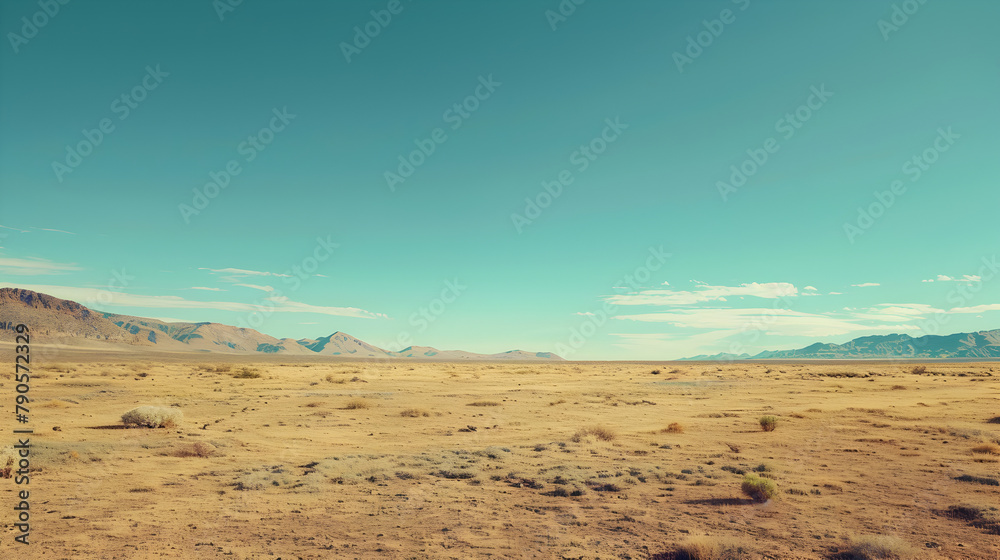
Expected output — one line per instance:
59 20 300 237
232 367 262 379
971 443 1000 455
171 442 217 458
40 400 75 408
400 408 430 417
835 534 918 559
344 398 374 410
670 536 754 560
571 426 616 442
467 400 501 407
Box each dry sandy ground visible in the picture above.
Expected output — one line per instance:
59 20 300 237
1 349 998 559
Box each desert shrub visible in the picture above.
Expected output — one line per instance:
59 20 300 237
890 385 907 390
650 369 661 375
942 504 985 521
740 474 777 502
325 374 347 384
467 400 501 407
835 534 918 559
663 422 684 433
672 536 754 560
571 426 616 443
0 446 15 479
235 468 294 491
987 416 1000 424
214 365 231 373
232 367 261 379
955 474 999 486
549 398 567 406
400 408 430 417
759 415 777 432
121 406 182 428
344 398 373 410
971 443 1000 455
910 365 927 374
435 469 476 480
172 442 217 458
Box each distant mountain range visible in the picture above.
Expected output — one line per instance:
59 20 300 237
0 288 563 360
681 330 1000 360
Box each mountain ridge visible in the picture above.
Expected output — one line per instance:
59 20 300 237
680 330 1000 360
0 288 563 360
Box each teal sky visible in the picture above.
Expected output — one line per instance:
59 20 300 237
2 0 999 359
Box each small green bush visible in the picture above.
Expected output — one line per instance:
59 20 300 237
758 415 777 432
740 474 777 502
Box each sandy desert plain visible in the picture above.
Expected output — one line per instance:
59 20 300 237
1 347 999 560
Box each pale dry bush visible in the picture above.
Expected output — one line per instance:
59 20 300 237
675 535 754 560
572 426 616 443
235 467 295 491
121 406 182 428
971 443 1000 455
172 442 217 458
840 535 920 559
315 455 396 485
344 398 374 410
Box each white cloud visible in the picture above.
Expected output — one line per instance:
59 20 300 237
199 267 292 279
0 283 385 319
851 283 880 288
613 307 918 338
575 311 595 316
804 286 818 291
190 286 225 292
606 282 798 306
948 304 1000 314
922 274 981 284
235 283 275 292
0 256 81 276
